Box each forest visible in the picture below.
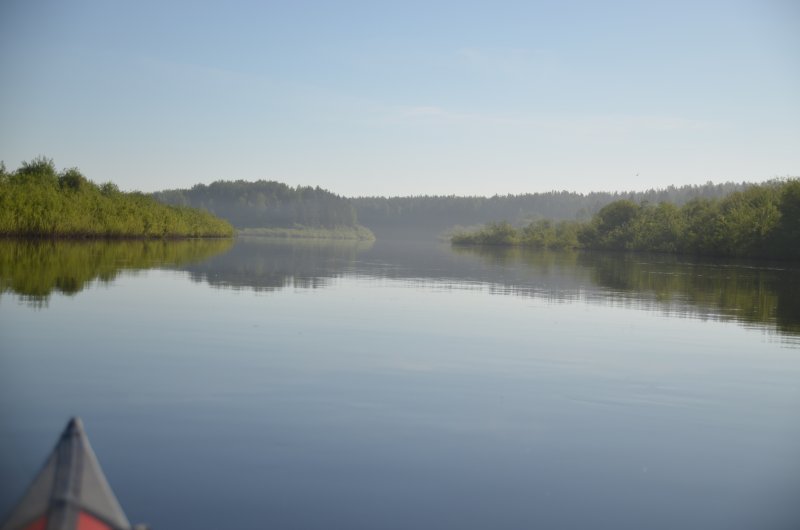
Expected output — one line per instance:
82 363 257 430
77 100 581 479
0 158 234 238
154 180 359 229
451 179 800 260
352 181 749 238
154 179 750 239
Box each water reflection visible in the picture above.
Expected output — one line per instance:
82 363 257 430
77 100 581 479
0 238 233 306
580 252 800 334
182 236 373 292
180 238 800 340
2 237 800 340
452 245 800 339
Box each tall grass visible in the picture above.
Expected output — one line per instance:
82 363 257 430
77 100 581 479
0 157 234 238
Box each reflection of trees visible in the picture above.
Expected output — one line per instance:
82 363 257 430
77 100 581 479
453 246 800 338
450 244 579 271
182 237 373 292
578 252 800 335
0 239 234 306
4 236 798 340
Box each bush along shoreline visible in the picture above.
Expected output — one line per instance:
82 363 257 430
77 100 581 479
452 179 800 260
0 158 234 239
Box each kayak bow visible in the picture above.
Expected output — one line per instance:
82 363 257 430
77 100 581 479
1 418 145 530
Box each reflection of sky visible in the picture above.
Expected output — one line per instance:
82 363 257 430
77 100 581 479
1 269 799 529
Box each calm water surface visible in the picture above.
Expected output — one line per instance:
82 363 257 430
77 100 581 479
1 238 799 529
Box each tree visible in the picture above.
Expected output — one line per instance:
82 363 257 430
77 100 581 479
581 200 640 249
774 180 800 258
58 168 88 191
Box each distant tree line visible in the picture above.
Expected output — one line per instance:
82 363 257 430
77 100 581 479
154 180 358 229
352 182 750 238
152 177 759 240
452 179 800 259
0 158 234 238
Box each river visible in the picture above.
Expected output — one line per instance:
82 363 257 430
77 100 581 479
1 237 799 529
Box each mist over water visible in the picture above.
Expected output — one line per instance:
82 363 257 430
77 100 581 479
1 238 799 529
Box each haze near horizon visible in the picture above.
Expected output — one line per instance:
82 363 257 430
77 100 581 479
1 0 798 197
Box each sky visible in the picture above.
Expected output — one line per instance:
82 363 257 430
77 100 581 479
1 0 798 197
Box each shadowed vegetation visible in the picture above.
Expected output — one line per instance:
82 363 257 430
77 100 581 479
0 158 234 238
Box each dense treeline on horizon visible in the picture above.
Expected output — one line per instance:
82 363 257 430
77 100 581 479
154 176 763 240
352 181 751 238
452 179 800 260
0 158 234 238
154 180 358 229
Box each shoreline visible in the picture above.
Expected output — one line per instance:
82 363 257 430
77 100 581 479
237 225 376 241
0 233 234 240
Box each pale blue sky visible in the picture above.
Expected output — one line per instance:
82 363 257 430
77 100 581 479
1 0 798 196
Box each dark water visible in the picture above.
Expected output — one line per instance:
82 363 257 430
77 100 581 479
1 238 799 529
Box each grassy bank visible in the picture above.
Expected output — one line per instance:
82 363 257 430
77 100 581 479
452 179 800 260
0 158 234 238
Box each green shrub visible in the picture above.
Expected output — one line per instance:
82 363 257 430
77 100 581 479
0 158 234 238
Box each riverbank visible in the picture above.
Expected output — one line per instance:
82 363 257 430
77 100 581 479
238 225 375 241
452 179 800 260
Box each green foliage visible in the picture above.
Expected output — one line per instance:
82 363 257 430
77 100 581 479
521 220 557 248
58 168 88 191
100 182 120 196
680 198 722 254
580 200 640 249
774 180 800 259
629 202 684 252
0 159 234 238
354 181 752 238
713 185 781 256
154 180 358 229
453 219 582 250
452 179 800 260
16 156 58 185
519 220 581 249
451 222 520 245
